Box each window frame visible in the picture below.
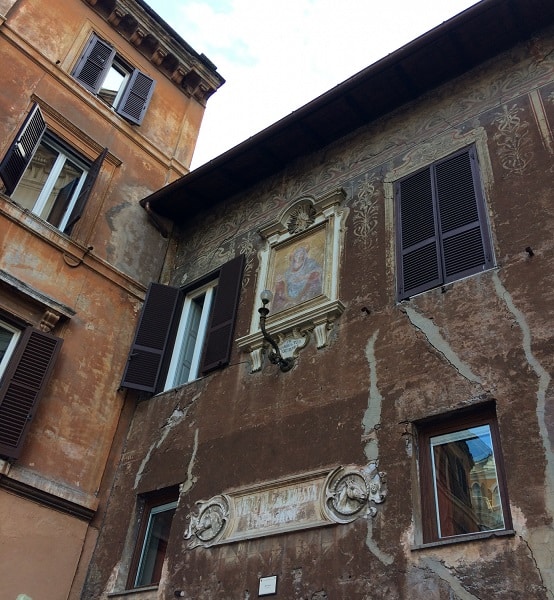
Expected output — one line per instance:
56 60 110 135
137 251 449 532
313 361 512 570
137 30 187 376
395 145 494 301
164 279 218 390
11 132 89 231
72 33 155 125
127 487 179 590
0 104 107 234
417 404 512 544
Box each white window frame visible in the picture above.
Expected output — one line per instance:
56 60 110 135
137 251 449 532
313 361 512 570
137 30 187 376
164 280 217 390
12 134 88 231
134 499 177 588
0 319 21 380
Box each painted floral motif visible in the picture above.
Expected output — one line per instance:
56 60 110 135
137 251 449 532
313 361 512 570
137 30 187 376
493 103 533 174
352 174 379 247
238 231 257 291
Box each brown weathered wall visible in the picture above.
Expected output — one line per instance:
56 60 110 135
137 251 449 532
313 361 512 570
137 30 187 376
86 26 554 600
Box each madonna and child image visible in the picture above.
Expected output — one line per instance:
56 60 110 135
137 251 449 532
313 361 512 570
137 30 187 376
270 229 326 313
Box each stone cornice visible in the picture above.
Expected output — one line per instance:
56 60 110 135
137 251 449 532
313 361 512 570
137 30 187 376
82 0 225 105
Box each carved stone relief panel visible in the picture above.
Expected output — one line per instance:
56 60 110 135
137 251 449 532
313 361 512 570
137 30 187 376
184 463 387 549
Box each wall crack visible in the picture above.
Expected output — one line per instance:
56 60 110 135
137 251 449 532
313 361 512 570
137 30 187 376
421 557 482 600
403 305 482 385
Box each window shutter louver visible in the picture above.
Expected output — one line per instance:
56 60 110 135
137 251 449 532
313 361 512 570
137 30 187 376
396 167 441 300
64 147 108 234
0 104 46 195
116 70 156 125
121 283 181 392
436 147 492 282
0 327 62 460
201 255 245 374
72 34 115 93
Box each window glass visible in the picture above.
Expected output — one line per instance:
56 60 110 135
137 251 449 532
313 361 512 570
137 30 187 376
430 424 505 538
0 320 20 380
165 282 217 390
99 61 129 107
10 136 88 231
134 500 177 588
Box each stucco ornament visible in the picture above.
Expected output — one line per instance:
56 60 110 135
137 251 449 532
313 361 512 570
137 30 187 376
287 201 316 234
324 463 387 523
184 495 231 549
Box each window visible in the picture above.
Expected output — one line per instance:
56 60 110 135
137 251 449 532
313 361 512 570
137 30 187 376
128 488 178 589
121 255 245 393
418 405 511 543
72 33 155 125
395 146 493 301
164 281 218 389
0 322 62 459
0 104 107 234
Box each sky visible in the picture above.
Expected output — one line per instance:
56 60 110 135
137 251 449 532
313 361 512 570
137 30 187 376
144 0 481 169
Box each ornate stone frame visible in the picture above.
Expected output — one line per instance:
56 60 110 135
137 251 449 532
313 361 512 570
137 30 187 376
237 189 346 371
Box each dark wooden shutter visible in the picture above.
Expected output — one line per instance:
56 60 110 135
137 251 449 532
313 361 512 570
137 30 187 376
121 283 181 393
0 104 46 195
0 327 62 460
436 147 492 283
116 70 156 125
201 255 245 374
64 148 108 234
397 146 492 301
72 34 115 93
396 167 441 300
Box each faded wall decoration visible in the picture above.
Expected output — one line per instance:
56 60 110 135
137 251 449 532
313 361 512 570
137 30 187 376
267 226 326 313
493 103 533 174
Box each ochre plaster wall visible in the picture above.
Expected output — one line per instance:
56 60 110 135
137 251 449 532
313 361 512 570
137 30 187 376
0 492 88 600
0 1 220 598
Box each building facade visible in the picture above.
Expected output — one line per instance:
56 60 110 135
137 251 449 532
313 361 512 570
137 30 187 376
0 1 222 598
87 0 554 598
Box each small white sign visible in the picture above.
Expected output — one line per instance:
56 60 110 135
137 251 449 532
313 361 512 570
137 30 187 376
259 575 277 596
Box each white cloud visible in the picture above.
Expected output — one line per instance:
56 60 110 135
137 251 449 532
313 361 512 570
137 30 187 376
145 0 480 167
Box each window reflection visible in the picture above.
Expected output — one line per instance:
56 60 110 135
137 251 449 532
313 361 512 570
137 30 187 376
430 425 505 538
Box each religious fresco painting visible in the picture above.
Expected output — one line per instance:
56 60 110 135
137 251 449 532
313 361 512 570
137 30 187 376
268 225 327 313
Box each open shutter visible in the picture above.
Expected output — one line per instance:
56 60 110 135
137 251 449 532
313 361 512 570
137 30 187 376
201 255 245 374
72 34 115 93
0 327 62 460
121 283 180 393
0 104 46 195
436 147 493 283
396 167 442 300
64 147 108 235
116 70 156 125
